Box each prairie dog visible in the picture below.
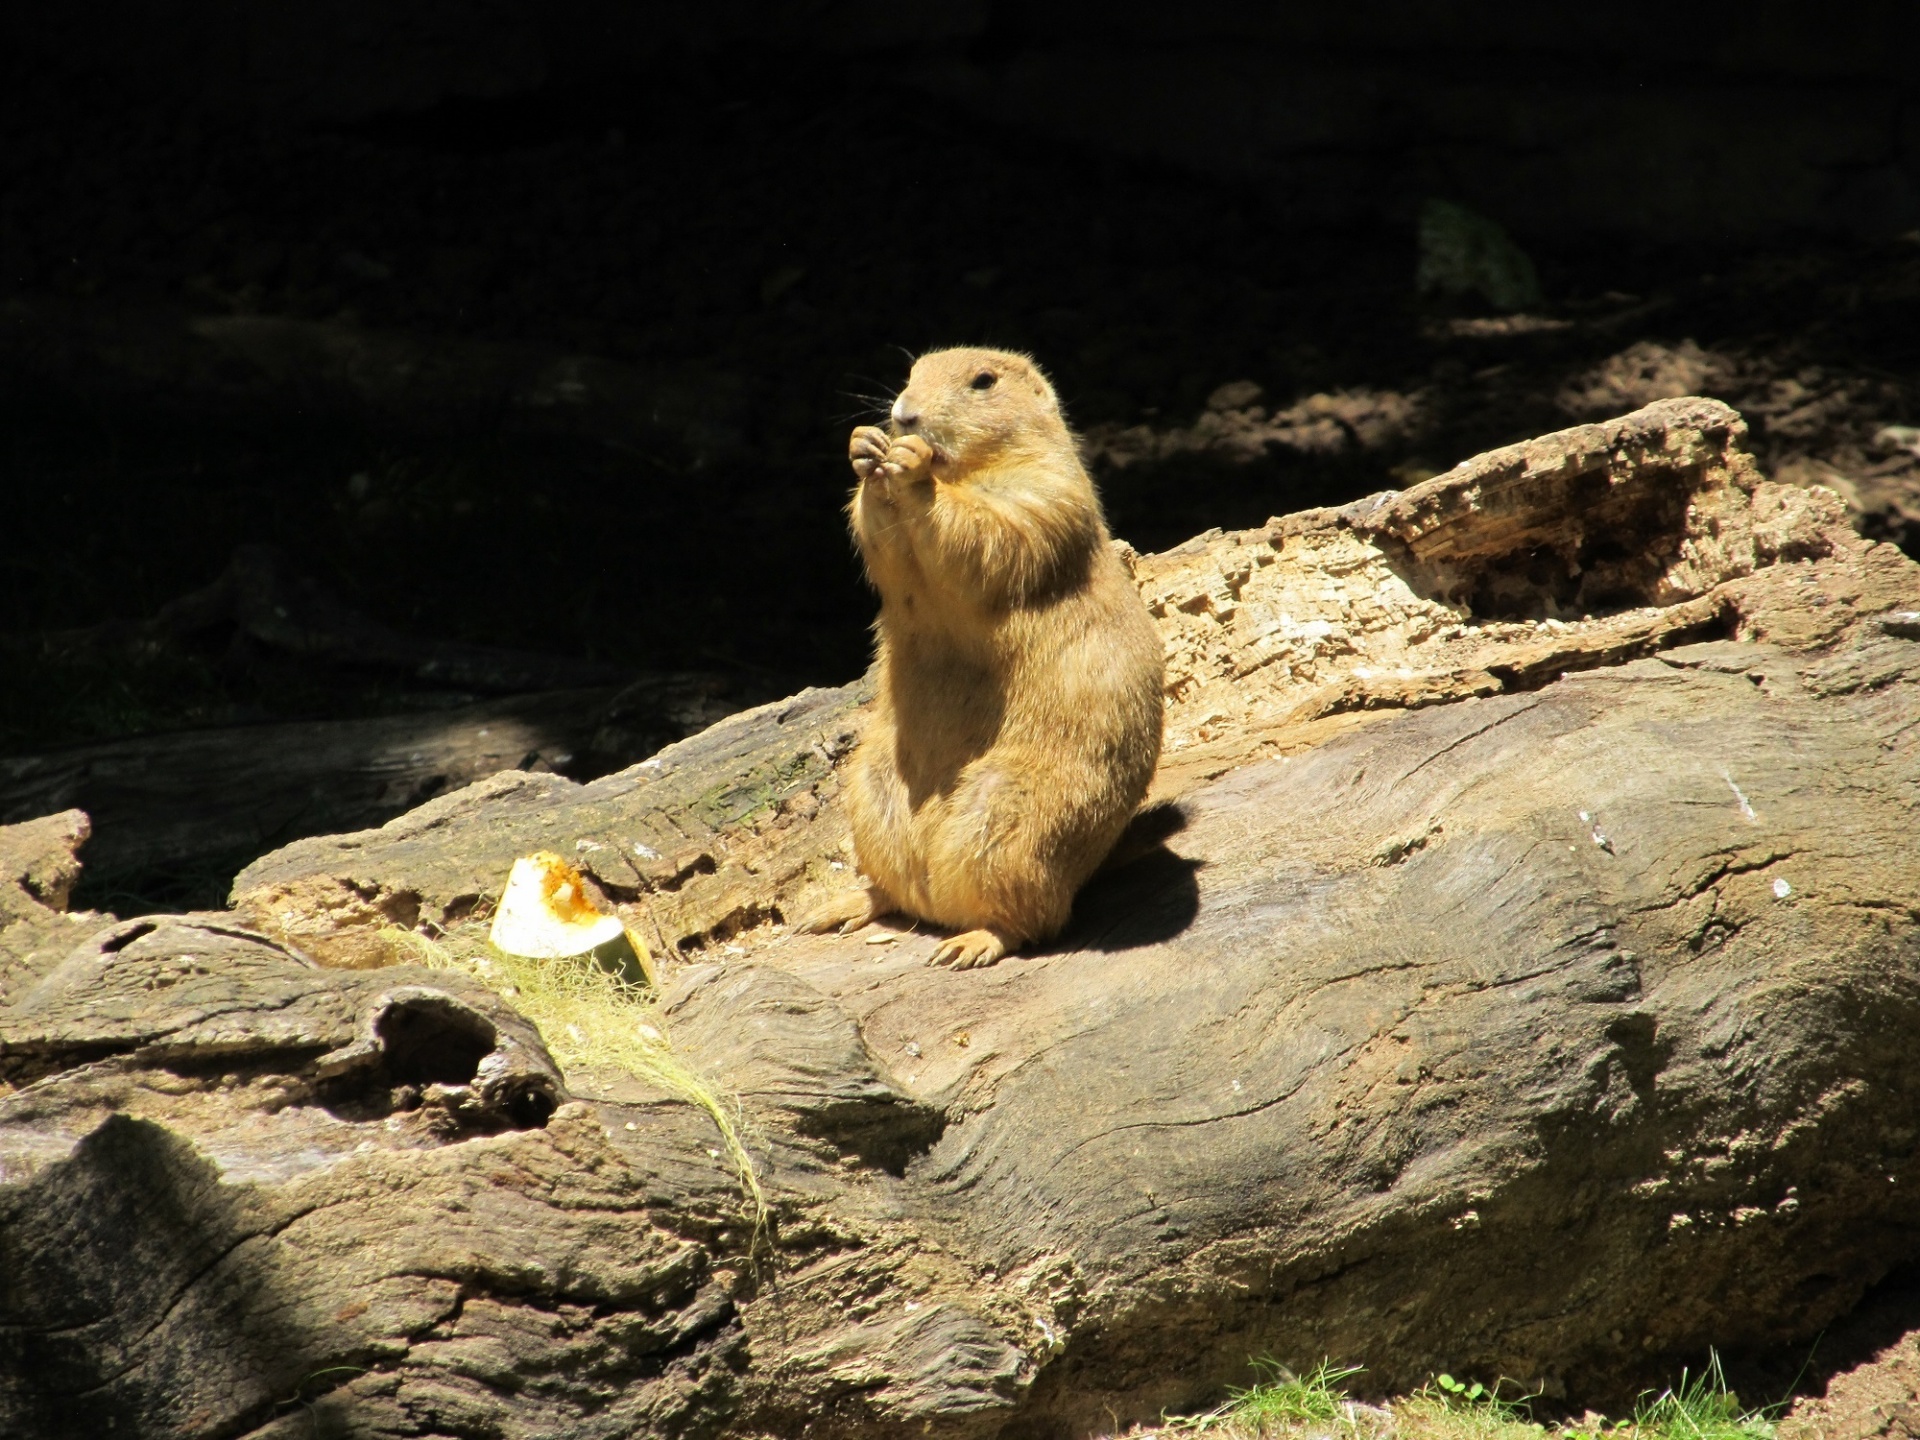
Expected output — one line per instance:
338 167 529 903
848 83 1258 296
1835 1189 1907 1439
799 347 1164 968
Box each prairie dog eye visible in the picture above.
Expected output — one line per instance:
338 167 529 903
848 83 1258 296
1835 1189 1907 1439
970 371 997 391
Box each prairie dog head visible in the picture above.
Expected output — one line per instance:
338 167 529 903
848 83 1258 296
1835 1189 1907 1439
889 348 1072 471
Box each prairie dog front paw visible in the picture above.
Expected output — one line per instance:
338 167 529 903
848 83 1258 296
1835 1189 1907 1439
879 433 934 485
850 425 891 484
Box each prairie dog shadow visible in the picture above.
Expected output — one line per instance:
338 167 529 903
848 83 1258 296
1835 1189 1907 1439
1054 801 1202 954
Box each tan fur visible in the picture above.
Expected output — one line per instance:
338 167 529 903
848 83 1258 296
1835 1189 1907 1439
799 347 1165 968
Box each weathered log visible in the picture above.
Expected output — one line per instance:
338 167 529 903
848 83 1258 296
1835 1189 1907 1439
0 809 107 1007
0 295 752 464
0 676 758 906
3 398 1919 1440
145 542 637 694
3 543 767 903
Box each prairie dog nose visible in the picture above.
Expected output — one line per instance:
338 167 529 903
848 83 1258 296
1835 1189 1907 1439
891 395 921 428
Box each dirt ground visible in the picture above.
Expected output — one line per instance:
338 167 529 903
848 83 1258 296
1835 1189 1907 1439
1768 1271 1920 1440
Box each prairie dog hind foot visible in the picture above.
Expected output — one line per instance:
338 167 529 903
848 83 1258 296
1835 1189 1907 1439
930 928 1011 970
795 884 896 935
798 887 1015 971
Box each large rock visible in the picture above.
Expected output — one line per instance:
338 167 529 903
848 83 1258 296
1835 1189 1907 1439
3 399 1919 1438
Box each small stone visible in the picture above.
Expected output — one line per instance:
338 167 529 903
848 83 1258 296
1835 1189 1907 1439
1881 611 1920 639
1206 379 1264 412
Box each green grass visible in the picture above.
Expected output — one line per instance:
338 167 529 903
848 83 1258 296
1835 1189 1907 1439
1153 1351 1773 1440
1399 1373 1540 1440
1231 1361 1366 1429
1167 1360 1372 1435
383 927 768 1238
1625 1353 1775 1440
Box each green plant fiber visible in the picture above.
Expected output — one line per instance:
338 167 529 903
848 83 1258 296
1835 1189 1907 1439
383 927 768 1233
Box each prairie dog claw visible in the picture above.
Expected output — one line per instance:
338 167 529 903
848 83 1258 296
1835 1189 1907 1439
929 928 1010 970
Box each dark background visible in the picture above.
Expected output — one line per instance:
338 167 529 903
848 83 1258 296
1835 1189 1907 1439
5 1 1920 907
